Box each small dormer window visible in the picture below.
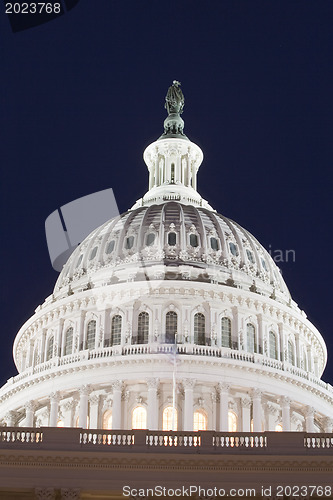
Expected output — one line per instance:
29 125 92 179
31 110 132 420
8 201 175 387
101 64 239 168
210 237 219 251
190 234 198 247
246 249 255 264
229 242 239 256
125 236 134 250
146 233 155 246
168 232 176 246
89 247 98 260
261 258 268 272
106 240 115 254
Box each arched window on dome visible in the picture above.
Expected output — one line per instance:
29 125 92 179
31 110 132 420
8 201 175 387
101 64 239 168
64 327 73 356
146 233 155 246
46 336 54 361
87 320 96 350
193 409 208 431
221 317 231 348
102 410 112 430
165 311 177 344
210 237 219 251
246 323 256 353
111 315 122 346
137 312 149 344
288 340 295 366
132 406 147 429
269 331 278 360
228 411 238 432
194 313 205 346
162 406 178 431
189 233 199 248
105 240 115 254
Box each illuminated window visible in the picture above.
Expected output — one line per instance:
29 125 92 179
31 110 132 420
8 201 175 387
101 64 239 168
190 234 198 247
165 311 177 344
221 317 231 348
103 410 112 430
193 410 208 431
228 411 237 432
288 340 295 366
57 420 64 428
132 406 147 429
111 315 122 346
194 313 205 345
247 323 256 353
75 415 89 428
64 327 73 356
87 320 96 350
137 312 149 344
210 237 219 251
162 406 178 431
46 336 54 361
146 233 155 246
275 423 283 432
269 331 278 360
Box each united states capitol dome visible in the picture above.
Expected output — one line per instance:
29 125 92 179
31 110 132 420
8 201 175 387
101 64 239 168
1 81 332 435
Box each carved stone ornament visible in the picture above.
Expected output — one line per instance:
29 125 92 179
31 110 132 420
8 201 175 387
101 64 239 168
60 489 81 500
34 488 56 500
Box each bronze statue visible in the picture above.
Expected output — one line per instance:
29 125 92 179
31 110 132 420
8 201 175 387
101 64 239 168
165 80 185 115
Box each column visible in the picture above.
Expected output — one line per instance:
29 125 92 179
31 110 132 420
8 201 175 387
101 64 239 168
281 396 291 431
112 380 123 429
295 333 301 368
4 411 16 427
305 406 315 432
183 379 195 431
252 389 262 432
63 399 77 427
324 417 333 433
49 392 60 427
241 397 251 432
25 401 35 427
89 395 100 429
147 378 159 430
266 403 278 431
79 385 90 428
219 383 230 432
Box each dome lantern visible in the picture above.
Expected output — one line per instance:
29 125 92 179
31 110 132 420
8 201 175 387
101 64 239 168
132 81 214 210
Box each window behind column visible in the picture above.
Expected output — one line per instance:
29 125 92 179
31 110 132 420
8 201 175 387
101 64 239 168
87 320 96 350
221 317 231 348
103 410 112 430
111 315 122 346
194 313 205 345
228 411 238 432
132 406 147 429
162 406 178 431
193 410 207 431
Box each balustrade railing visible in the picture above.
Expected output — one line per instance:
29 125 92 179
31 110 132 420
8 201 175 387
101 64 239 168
0 428 43 444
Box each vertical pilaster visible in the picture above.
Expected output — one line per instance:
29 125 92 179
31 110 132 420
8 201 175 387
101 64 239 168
25 401 35 427
147 378 159 430
112 380 123 429
79 385 90 428
49 392 60 427
183 379 195 431
305 406 315 433
241 397 251 432
211 391 218 431
281 396 291 431
89 395 100 429
252 389 262 432
219 383 230 431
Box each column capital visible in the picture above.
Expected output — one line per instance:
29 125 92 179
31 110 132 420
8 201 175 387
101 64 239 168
50 391 61 403
280 396 291 407
147 378 160 390
89 394 100 405
241 397 251 409
266 402 279 416
112 380 123 392
4 411 16 426
218 382 230 393
305 405 315 418
25 400 36 412
252 388 262 399
182 378 196 390
211 391 218 404
79 384 91 396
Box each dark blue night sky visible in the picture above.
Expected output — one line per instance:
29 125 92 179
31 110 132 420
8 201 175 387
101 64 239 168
1 1 333 387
